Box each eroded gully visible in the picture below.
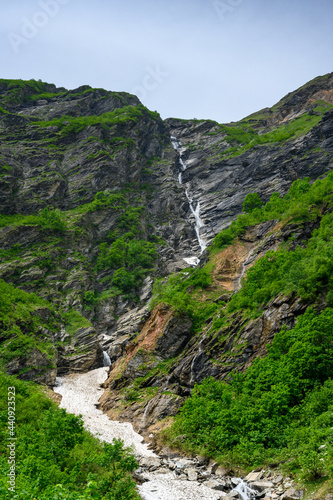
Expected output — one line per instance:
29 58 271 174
54 366 256 500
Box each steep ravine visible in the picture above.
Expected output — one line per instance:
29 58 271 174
54 367 256 500
54 367 301 500
1 75 333 498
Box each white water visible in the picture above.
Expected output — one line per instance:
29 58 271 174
171 136 207 257
189 336 206 386
232 478 257 500
103 350 111 366
185 189 207 254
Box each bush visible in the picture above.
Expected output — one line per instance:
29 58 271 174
38 207 67 232
168 308 333 477
0 372 140 499
242 192 263 213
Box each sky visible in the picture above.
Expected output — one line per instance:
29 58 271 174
1 0 333 123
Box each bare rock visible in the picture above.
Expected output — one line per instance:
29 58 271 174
139 456 161 470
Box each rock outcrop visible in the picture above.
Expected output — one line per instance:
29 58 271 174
1 73 333 394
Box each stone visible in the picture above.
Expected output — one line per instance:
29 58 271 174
139 456 161 470
252 481 275 491
132 472 148 484
203 479 227 491
215 465 229 477
282 489 304 500
208 461 219 474
196 455 209 465
185 468 198 481
245 471 264 482
224 492 240 499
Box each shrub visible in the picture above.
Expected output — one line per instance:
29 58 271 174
242 192 263 213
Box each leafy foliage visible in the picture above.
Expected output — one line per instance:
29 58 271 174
33 104 159 138
95 199 159 296
242 192 263 213
150 268 216 330
168 309 333 479
0 372 140 499
0 279 58 368
228 211 333 313
213 173 333 249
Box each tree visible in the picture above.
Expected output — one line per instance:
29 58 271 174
243 192 263 213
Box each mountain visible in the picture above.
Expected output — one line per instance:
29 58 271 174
1 74 333 489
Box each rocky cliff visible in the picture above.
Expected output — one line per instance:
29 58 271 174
0 73 333 404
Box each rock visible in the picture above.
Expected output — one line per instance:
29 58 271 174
139 456 161 470
5 348 57 386
203 479 225 491
282 489 304 500
224 492 240 499
252 481 275 491
208 461 219 474
159 447 180 459
246 471 264 482
215 466 229 477
132 471 149 484
185 468 198 481
175 458 193 469
196 455 209 466
57 327 103 374
155 312 192 359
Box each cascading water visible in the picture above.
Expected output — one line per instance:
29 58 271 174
171 136 207 260
231 478 258 500
103 350 111 367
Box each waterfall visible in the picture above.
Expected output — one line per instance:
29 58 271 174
189 336 206 386
231 478 257 500
103 350 111 367
171 135 207 257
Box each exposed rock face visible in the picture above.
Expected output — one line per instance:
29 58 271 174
5 348 57 386
57 327 104 375
99 215 323 432
165 106 333 243
0 74 333 395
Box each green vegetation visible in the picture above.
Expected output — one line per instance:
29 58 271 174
209 101 333 160
62 310 92 335
0 279 58 369
33 104 159 138
150 268 217 331
96 201 158 296
242 192 263 213
213 174 333 248
0 207 67 232
167 308 333 481
153 168 333 488
0 79 58 107
228 211 333 313
0 372 140 499
0 278 96 374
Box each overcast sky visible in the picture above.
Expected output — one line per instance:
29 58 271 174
1 0 333 123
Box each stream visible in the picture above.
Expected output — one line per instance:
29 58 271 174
54 367 256 500
171 135 207 264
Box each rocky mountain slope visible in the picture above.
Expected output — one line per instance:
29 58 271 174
0 74 333 408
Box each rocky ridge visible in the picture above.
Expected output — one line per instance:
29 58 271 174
0 74 332 398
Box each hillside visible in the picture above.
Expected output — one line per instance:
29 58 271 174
1 74 333 497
